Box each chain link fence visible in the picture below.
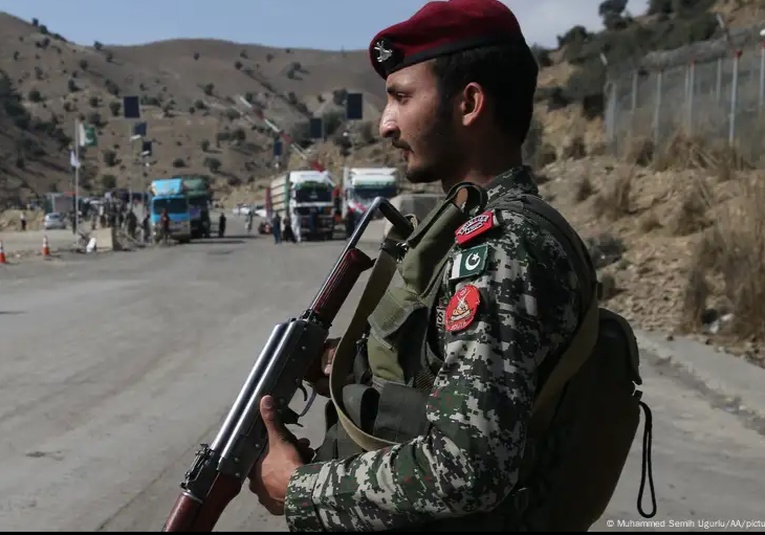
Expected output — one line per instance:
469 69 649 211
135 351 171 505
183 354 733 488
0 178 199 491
604 23 765 165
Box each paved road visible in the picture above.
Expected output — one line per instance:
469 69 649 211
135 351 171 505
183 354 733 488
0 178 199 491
0 219 763 532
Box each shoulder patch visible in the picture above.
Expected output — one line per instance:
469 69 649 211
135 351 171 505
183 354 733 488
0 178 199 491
444 284 481 332
449 244 489 282
455 209 498 246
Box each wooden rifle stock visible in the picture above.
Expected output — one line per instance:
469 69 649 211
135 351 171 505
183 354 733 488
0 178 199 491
308 247 374 325
162 473 240 532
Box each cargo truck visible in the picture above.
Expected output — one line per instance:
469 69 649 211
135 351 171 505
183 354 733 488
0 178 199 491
341 167 399 220
268 170 336 241
148 178 191 243
178 175 212 239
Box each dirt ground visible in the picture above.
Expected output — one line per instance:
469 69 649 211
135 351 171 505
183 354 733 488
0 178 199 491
538 148 765 367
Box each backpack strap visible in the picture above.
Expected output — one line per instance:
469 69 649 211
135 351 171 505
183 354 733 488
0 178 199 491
487 195 600 419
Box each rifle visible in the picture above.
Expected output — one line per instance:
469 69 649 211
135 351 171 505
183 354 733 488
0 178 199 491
161 197 414 532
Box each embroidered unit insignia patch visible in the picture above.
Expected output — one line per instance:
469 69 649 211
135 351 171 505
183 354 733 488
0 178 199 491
454 210 497 246
444 284 481 332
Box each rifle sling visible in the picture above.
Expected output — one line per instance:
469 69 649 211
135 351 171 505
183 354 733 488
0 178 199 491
329 227 407 452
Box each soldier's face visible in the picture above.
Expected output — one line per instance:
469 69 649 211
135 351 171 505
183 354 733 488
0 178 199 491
379 62 461 184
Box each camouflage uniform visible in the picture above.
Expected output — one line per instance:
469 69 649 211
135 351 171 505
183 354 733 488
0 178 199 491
285 167 583 531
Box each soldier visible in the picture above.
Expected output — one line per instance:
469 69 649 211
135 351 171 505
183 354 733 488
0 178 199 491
246 0 626 531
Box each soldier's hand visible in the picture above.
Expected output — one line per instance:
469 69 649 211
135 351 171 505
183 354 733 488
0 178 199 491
304 338 338 397
248 395 310 516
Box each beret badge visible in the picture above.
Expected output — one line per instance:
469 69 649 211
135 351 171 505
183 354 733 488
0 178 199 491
373 38 393 63
372 37 402 75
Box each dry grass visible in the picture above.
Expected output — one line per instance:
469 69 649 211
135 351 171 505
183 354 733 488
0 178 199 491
560 135 587 160
668 179 712 236
680 262 711 332
651 132 752 182
592 165 635 221
638 210 662 233
682 173 765 339
574 175 594 202
624 136 654 167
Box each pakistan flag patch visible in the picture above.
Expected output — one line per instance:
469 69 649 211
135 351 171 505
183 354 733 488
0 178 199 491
450 244 489 281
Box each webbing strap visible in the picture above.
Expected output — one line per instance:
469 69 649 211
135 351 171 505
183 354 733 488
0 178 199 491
330 183 488 452
329 226 410 452
531 296 598 415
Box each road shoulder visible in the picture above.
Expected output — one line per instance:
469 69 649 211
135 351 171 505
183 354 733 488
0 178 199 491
636 328 765 426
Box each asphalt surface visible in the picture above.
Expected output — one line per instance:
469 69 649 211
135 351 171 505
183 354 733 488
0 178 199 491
0 217 763 532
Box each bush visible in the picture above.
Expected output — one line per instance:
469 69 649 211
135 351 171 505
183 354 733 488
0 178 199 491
102 174 117 189
204 157 221 172
332 88 348 106
87 111 102 126
105 80 120 96
103 150 117 166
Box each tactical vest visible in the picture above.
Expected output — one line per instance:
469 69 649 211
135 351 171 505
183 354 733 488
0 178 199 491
313 180 656 531
316 182 486 459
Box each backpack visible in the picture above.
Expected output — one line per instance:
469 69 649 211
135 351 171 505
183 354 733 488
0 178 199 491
490 194 657 530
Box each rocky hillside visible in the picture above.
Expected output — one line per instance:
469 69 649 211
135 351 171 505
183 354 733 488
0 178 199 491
0 11 393 206
1 0 763 208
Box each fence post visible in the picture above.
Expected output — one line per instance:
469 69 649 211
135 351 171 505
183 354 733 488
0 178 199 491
716 57 723 102
757 40 765 111
653 69 663 146
630 70 638 139
687 59 695 134
608 80 618 154
729 48 741 147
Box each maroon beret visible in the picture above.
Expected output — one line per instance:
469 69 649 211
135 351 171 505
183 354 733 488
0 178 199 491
369 0 529 79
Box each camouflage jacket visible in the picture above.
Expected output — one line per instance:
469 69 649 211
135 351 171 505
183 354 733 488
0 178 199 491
284 167 583 531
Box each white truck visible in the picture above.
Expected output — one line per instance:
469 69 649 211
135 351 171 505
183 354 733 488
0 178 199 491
341 167 399 220
268 169 336 241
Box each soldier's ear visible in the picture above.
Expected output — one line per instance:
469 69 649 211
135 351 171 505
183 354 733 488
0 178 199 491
459 82 485 128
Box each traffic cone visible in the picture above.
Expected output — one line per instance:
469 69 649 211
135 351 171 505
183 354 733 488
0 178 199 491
0 241 6 264
42 235 50 258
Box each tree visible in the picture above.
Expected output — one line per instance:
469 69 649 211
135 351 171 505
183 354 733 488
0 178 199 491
599 0 628 30
599 0 628 18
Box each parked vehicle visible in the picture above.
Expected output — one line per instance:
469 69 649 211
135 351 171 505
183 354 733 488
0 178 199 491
43 212 67 230
148 178 191 243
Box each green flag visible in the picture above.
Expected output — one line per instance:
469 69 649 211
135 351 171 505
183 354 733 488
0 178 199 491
78 123 97 147
450 244 489 282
